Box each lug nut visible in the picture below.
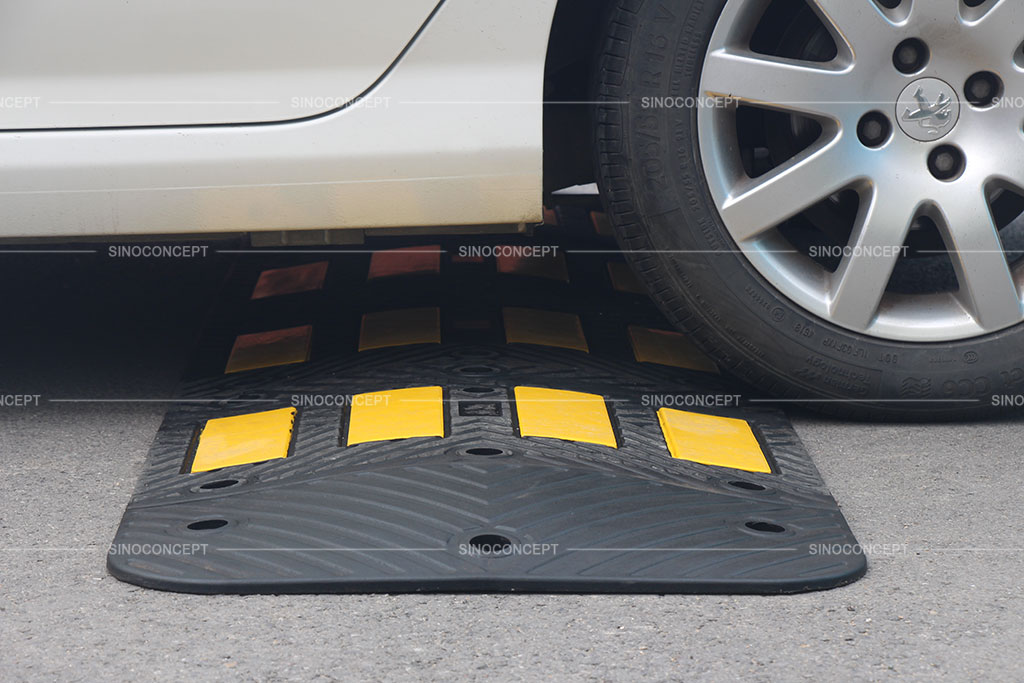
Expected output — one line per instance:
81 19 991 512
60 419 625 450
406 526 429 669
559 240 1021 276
893 38 929 74
858 112 892 148
965 71 1003 108
932 152 956 173
928 145 965 181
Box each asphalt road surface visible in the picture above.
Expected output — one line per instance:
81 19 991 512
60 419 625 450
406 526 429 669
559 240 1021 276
1 246 1021 681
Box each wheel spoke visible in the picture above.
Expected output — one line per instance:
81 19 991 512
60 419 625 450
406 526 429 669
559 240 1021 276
719 138 859 243
829 186 916 330
807 0 898 55
962 0 1024 47
702 48 851 119
908 0 960 24
938 196 1023 331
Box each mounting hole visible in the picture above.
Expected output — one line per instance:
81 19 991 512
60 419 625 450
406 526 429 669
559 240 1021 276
964 71 1003 109
463 387 497 394
466 447 505 456
745 521 786 534
892 38 929 74
197 479 242 491
455 365 501 376
456 445 513 458
468 534 513 555
729 480 767 492
186 518 229 531
928 145 966 181
857 111 892 148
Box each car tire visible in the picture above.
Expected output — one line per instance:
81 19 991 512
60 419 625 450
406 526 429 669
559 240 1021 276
593 0 1024 419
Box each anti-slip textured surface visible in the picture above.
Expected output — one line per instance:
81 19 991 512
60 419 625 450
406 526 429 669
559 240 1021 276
108 206 865 593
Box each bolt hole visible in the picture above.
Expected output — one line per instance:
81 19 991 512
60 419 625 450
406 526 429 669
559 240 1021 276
729 480 767 492
468 534 513 555
197 479 241 491
746 521 786 534
198 479 241 491
465 447 505 456
463 387 497 394
186 519 229 531
892 38 929 75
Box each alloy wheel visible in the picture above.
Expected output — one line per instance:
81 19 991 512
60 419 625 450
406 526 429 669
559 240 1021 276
697 0 1024 342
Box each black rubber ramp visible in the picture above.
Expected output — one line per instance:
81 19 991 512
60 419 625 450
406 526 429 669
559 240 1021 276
108 207 866 594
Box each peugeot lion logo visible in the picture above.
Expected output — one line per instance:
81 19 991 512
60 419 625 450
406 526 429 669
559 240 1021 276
902 86 955 135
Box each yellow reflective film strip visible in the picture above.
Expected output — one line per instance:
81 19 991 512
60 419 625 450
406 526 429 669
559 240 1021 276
359 307 442 352
514 387 617 448
503 308 589 352
496 250 569 282
346 386 445 446
367 245 442 280
590 211 614 237
657 408 771 473
251 261 328 300
607 262 646 294
628 326 719 374
190 407 297 473
225 325 313 374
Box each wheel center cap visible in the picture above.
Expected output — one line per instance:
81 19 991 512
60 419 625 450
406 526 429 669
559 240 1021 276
896 78 961 142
